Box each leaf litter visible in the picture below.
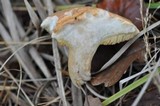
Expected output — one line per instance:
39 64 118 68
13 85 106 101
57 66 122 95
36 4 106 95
0 0 160 106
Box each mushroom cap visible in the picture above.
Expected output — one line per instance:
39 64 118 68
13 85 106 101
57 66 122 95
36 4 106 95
41 7 139 45
41 7 139 87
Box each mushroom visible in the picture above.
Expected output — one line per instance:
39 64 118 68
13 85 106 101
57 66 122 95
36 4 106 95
41 7 139 87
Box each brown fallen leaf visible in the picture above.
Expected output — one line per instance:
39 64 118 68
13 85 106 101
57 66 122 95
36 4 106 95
84 95 102 106
97 0 146 30
91 39 146 87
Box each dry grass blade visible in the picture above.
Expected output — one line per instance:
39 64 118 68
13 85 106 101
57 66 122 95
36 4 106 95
9 92 29 106
33 81 50 105
71 84 83 106
32 0 47 20
119 50 160 89
1 63 34 106
132 53 160 106
0 86 17 90
14 14 26 38
39 91 70 106
86 84 107 100
52 39 68 106
41 53 54 62
24 0 40 29
0 0 47 88
1 0 43 86
43 0 55 15
0 22 42 86
29 47 52 78
0 77 56 84
38 97 60 106
153 74 160 92
0 41 52 45
1 0 19 40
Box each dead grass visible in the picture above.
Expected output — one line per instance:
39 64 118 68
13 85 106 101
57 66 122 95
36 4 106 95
0 0 160 106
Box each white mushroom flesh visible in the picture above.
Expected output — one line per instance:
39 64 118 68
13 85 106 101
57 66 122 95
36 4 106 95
41 8 139 87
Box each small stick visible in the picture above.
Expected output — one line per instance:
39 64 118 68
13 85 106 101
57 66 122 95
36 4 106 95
0 41 52 45
52 39 68 106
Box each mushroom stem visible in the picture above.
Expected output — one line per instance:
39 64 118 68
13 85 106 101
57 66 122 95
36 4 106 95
68 45 99 87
